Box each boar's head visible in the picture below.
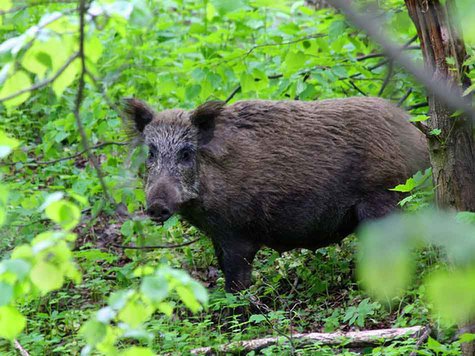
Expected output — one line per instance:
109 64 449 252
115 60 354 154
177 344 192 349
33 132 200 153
124 98 224 222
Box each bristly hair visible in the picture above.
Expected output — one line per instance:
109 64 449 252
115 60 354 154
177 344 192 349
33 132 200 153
122 98 156 141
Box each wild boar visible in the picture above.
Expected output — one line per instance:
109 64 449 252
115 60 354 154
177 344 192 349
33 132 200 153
124 97 429 292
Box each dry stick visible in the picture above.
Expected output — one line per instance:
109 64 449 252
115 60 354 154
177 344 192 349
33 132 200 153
112 236 202 250
73 0 112 204
0 52 79 103
0 141 128 167
13 340 30 356
327 0 475 123
190 326 424 354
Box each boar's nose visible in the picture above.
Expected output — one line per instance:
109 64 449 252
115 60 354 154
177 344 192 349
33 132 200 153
146 204 172 222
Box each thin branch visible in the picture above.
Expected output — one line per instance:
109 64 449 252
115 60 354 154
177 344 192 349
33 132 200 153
0 141 128 167
398 88 413 107
73 0 112 204
378 60 394 96
327 0 475 122
0 52 79 103
406 102 429 110
13 339 30 356
112 236 202 250
244 33 326 57
349 80 367 96
356 45 420 61
225 85 242 103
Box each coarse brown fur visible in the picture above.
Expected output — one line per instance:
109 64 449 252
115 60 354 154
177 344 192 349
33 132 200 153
124 97 429 292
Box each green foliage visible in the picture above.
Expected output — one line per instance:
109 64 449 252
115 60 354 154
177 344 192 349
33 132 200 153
358 209 475 327
0 0 471 354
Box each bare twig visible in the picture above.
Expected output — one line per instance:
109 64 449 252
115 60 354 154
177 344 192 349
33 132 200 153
378 61 394 96
349 80 367 96
244 34 326 57
190 326 424 354
73 0 112 204
356 45 420 61
0 52 79 103
0 141 128 167
112 236 202 250
327 0 475 122
225 85 242 103
398 88 413 107
406 102 429 110
13 339 30 356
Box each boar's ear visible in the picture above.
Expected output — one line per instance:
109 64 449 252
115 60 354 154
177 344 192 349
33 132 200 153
190 101 225 146
123 98 155 133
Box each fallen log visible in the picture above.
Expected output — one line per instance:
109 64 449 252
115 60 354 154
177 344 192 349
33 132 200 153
190 326 424 355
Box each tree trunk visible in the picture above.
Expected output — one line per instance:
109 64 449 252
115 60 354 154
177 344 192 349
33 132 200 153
405 1 475 354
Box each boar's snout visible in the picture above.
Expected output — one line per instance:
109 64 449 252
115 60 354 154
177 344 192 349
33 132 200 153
146 203 172 222
145 175 181 223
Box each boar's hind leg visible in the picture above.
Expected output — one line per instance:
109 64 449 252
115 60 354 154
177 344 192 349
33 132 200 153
212 237 259 293
356 191 400 222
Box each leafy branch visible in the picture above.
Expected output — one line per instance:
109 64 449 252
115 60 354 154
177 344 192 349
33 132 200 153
0 52 79 103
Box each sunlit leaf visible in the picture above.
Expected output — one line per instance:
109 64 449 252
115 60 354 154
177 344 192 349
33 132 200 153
0 306 26 340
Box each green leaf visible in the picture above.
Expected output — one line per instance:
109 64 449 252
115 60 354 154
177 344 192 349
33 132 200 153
52 58 80 98
0 306 26 340
426 268 475 324
80 320 108 346
0 130 19 158
30 262 64 293
141 275 169 303
0 283 13 306
390 178 416 192
429 128 441 136
459 333 475 343
176 286 201 313
0 71 32 108
118 300 152 328
45 200 81 230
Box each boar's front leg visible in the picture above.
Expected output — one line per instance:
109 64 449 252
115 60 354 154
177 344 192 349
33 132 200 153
212 236 259 293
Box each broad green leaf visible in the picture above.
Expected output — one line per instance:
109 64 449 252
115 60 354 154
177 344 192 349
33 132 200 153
80 320 108 345
0 283 13 306
45 200 81 230
176 286 201 313
390 178 416 192
0 306 26 340
0 130 19 158
141 275 169 303
118 300 153 328
0 71 32 108
52 58 80 98
426 268 475 324
282 51 306 75
30 262 64 293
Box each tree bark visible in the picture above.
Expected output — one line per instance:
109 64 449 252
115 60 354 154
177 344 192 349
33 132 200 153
405 0 475 211
405 1 475 355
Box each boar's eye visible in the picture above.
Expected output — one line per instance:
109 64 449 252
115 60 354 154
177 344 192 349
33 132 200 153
147 145 157 165
178 147 194 164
